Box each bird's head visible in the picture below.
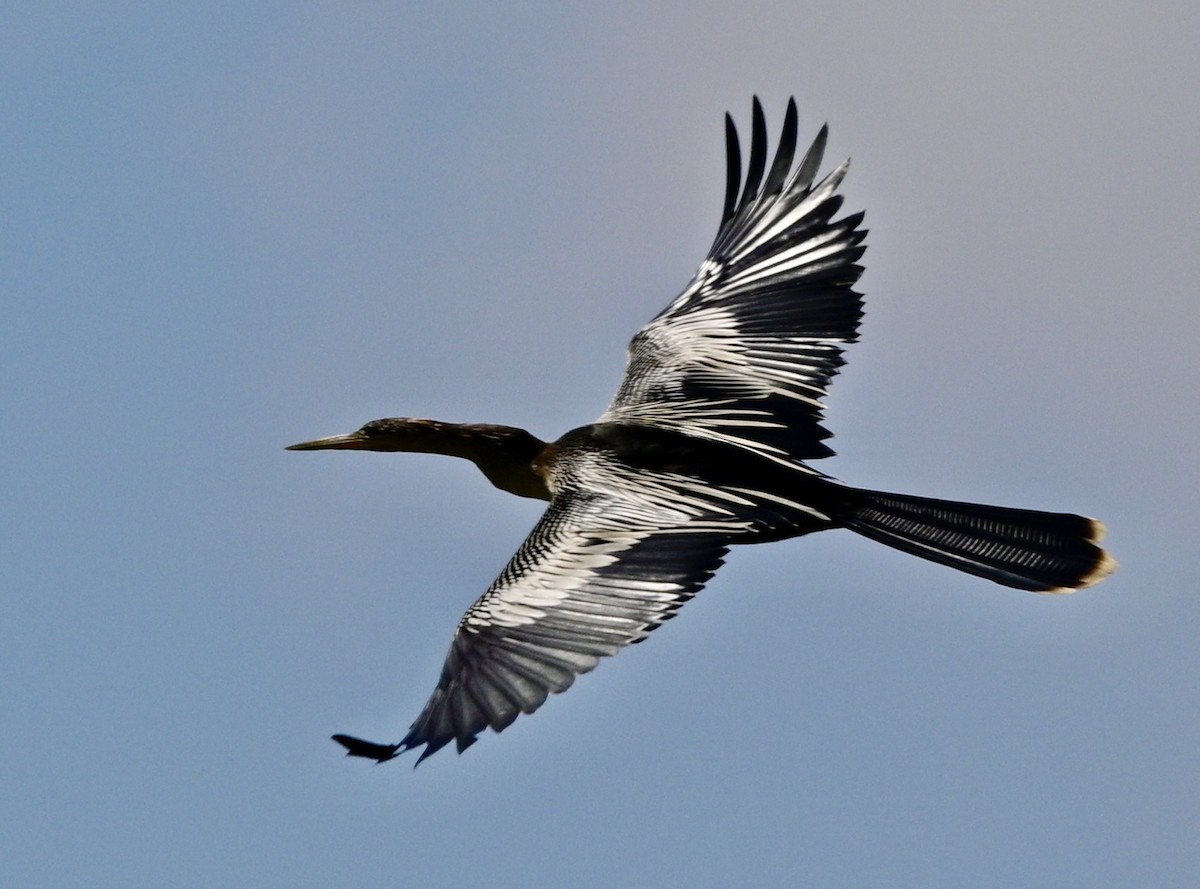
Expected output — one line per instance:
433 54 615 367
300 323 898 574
287 417 552 499
286 418 446 452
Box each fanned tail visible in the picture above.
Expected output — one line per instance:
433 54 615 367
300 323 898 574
839 487 1117 592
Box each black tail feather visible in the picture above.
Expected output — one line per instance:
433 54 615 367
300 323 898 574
838 487 1116 592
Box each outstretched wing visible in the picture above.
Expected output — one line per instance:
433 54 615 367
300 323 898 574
390 450 788 763
600 97 867 468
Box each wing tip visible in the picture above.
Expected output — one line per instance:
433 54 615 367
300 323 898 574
331 733 402 763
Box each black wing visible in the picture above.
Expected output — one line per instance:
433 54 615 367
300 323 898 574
389 447 814 763
600 97 867 468
331 734 400 762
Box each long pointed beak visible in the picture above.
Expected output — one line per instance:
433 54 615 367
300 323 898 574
285 431 369 451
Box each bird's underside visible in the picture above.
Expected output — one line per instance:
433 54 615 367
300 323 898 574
289 97 1117 765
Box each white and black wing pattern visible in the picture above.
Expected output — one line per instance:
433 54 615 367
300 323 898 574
600 97 867 468
396 455 769 763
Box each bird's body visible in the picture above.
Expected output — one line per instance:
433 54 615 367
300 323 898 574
289 98 1116 764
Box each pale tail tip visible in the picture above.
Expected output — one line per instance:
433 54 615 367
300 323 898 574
1078 550 1119 590
1041 517 1117 594
1078 517 1118 589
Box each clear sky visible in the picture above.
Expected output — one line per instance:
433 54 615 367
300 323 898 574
4 3 1198 887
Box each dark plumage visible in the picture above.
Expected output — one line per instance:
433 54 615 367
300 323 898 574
289 98 1116 765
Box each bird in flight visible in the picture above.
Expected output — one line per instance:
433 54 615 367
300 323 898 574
289 98 1116 765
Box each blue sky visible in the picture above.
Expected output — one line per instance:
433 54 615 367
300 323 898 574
4 3 1198 887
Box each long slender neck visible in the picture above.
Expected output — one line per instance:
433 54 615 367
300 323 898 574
369 419 552 501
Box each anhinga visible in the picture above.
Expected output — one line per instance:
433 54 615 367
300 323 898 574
289 98 1116 765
